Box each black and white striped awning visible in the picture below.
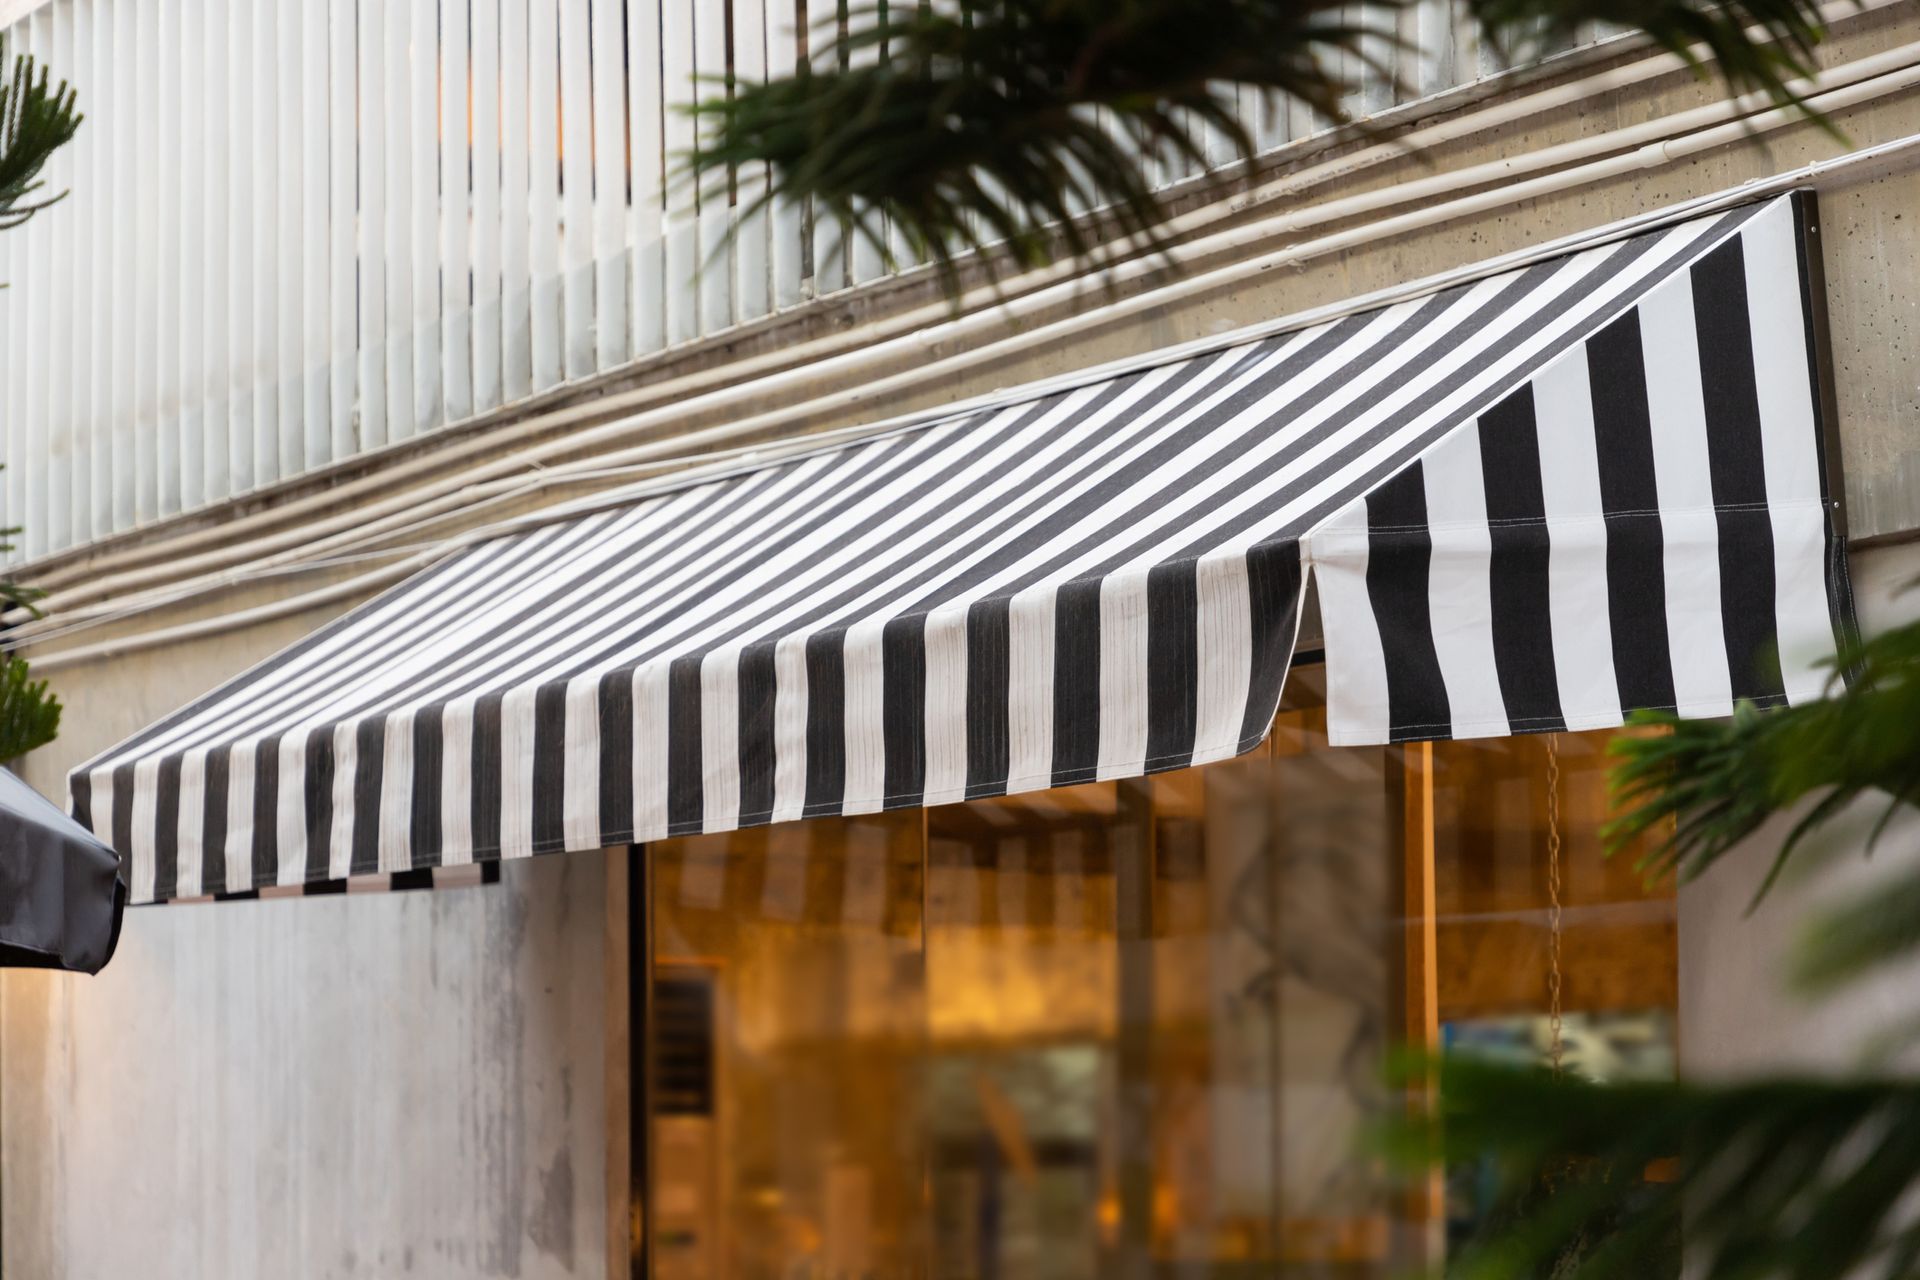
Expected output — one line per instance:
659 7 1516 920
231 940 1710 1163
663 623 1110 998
73 192 1851 904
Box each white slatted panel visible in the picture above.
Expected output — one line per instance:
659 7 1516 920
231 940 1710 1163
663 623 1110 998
0 0 1607 566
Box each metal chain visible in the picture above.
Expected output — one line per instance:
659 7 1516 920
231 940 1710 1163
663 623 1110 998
1545 733 1565 1076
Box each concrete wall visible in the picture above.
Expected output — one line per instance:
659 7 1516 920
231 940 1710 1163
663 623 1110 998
0 609 617 1279
6 6 1920 1276
1679 543 1920 1079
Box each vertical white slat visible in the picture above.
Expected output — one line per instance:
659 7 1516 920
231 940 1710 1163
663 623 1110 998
153 0 182 517
2 101 20 561
441 0 474 423
301 0 332 467
500 0 533 400
81 0 113 538
527 0 563 387
383 0 417 440
173 0 204 515
558 0 593 377
326 0 356 461
660 0 698 342
107 0 136 523
766 0 803 310
732 0 772 322
131 0 158 519
250 0 281 485
845 5 885 287
357 0 391 449
202 0 231 504
808 0 847 296
627 0 666 353
51 2 84 548
587 0 628 367
326 0 357 460
36 9 68 550
692 0 733 333
276 0 305 473
472 0 505 411
409 0 441 433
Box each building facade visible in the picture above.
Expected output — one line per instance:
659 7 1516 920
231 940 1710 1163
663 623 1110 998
2 1 1919 1276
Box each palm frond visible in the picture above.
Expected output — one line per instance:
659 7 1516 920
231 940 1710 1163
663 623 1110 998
689 0 1840 293
1385 1057 1920 1280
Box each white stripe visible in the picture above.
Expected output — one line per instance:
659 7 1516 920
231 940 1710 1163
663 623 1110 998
1638 271 1735 718
439 703 475 865
563 674 605 850
840 619 888 814
1531 350 1622 729
1192 550 1254 763
698 650 741 829
1420 423 1508 738
633 662 672 841
327 720 357 880
922 609 969 806
223 741 255 894
1741 206 1837 702
274 733 307 886
175 749 206 899
379 710 416 874
769 634 810 823
1005 583 1057 791
499 685 539 859
1308 496 1390 745
1096 570 1151 777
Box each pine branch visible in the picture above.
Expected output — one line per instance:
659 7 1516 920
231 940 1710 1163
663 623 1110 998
0 34 80 233
0 655 57 763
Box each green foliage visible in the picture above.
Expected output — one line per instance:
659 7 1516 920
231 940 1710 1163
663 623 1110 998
0 34 80 233
1394 1058 1920 1280
689 0 1841 289
1381 615 1920 1279
0 654 57 762
0 37 78 764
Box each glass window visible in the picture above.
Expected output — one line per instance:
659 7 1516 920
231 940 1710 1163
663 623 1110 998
643 667 1678 1279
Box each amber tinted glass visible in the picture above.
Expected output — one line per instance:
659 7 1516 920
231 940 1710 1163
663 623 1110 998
645 670 1677 1278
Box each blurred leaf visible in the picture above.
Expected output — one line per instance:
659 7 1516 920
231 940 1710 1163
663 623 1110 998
690 0 1843 293
0 656 57 763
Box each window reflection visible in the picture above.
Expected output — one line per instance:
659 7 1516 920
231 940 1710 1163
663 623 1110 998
646 668 1678 1279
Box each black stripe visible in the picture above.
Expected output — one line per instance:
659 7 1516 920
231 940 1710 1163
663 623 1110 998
410 709 445 869
202 747 231 894
1692 237 1784 702
1051 577 1103 786
389 868 436 892
880 616 926 808
965 598 1012 797
801 633 847 817
1366 463 1451 741
736 640 777 824
1787 190 1859 669
70 774 92 832
153 756 181 901
303 726 336 884
469 694 505 858
110 762 135 862
666 655 707 835
1239 539 1304 749
597 670 635 843
249 744 278 888
349 716 387 876
1144 560 1200 771
532 683 571 851
1476 388 1566 732
1586 310 1678 714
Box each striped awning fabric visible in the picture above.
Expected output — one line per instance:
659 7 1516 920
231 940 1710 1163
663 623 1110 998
73 192 1851 904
